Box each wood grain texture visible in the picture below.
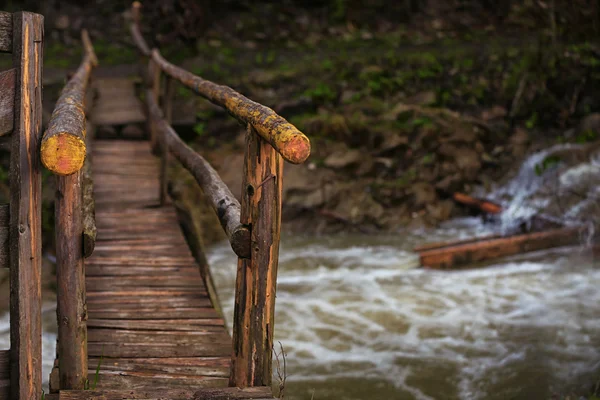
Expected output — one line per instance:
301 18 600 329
0 68 15 136
9 11 44 400
0 204 8 268
159 75 172 206
0 350 8 398
0 12 12 53
82 158 96 258
230 125 284 387
41 30 97 175
146 91 250 259
56 171 88 389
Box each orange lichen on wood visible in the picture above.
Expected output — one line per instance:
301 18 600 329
151 50 310 164
41 30 97 176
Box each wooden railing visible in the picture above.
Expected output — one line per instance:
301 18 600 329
130 1 311 388
0 10 44 400
41 30 98 390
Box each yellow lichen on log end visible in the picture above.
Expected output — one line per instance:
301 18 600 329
41 133 86 175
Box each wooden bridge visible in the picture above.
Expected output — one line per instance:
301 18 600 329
1 3 310 400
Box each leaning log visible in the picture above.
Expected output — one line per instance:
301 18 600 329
41 30 97 176
452 192 503 214
151 49 310 164
146 89 251 259
419 226 581 269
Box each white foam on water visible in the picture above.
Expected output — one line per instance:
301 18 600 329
0 304 57 391
208 231 600 400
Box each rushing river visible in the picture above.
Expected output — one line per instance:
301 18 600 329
207 222 600 400
2 144 600 399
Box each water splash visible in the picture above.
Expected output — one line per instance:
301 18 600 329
208 232 600 400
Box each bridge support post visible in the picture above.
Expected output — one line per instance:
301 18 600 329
230 124 283 387
56 171 88 389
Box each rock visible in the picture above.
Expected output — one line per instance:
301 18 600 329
480 106 507 121
435 174 462 192
406 91 437 106
509 127 529 146
333 190 385 224
509 127 529 158
376 133 409 155
410 182 437 207
324 149 363 169
274 96 314 117
286 188 326 209
577 113 600 136
454 148 481 180
427 200 455 221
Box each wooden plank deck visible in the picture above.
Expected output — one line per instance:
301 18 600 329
50 140 275 399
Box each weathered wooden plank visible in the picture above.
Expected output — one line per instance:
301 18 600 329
86 298 213 310
0 12 12 53
41 30 97 176
151 50 310 164
88 342 230 358
56 170 88 389
0 68 15 136
85 257 196 266
0 204 8 268
231 125 284 387
87 319 225 331
87 289 207 297
56 387 274 400
90 357 229 377
10 12 44 400
419 226 581 269
87 329 230 345
87 308 218 320
90 371 227 390
146 91 250 259
85 265 199 276
87 276 202 289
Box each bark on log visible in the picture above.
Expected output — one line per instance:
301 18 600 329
151 50 310 164
146 89 251 258
41 30 97 176
452 192 503 214
419 226 581 269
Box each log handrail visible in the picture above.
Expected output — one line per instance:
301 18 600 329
146 89 251 258
41 29 98 176
129 3 310 164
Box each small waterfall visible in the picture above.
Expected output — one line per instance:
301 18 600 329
486 143 600 236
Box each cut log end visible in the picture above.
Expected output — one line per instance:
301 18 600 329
41 133 86 175
230 225 251 259
279 132 311 164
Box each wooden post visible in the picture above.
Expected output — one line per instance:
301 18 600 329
56 171 87 389
159 75 173 206
9 11 44 400
149 58 161 154
230 124 283 387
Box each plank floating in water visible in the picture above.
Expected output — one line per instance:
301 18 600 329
418 226 582 269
